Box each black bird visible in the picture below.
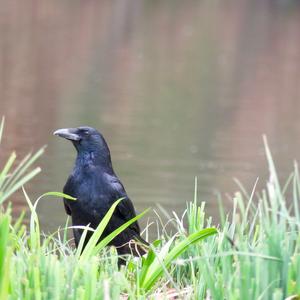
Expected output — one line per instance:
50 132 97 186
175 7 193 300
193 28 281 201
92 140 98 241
53 126 148 261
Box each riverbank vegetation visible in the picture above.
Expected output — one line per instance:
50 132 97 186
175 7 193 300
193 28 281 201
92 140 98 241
0 118 299 299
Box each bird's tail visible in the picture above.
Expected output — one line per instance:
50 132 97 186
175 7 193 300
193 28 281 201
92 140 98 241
116 234 149 267
133 235 149 256
134 234 149 247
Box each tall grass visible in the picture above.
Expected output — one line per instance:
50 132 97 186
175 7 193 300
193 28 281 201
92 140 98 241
0 125 299 299
173 137 300 299
0 190 216 299
0 117 44 204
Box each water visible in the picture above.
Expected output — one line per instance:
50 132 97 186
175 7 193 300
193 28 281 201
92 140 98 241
1 0 300 234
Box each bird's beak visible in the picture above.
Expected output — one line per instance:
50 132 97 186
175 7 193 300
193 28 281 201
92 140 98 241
53 128 81 141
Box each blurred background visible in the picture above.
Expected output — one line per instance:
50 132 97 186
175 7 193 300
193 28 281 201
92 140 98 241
1 0 300 234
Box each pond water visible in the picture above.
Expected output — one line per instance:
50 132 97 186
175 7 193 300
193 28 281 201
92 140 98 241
1 0 300 235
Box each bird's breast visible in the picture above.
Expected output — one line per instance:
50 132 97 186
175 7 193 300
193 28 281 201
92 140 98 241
64 169 124 226
66 174 110 208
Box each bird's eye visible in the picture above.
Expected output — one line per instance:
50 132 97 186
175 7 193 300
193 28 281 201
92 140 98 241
80 129 90 136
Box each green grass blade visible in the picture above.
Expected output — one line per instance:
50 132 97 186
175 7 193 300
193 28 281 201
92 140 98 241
22 187 41 251
139 239 162 285
139 236 175 288
0 152 16 191
0 116 4 143
141 228 218 291
79 198 124 261
0 212 10 300
75 225 94 259
92 208 150 255
3 147 45 195
39 191 76 201
1 153 31 192
0 167 41 204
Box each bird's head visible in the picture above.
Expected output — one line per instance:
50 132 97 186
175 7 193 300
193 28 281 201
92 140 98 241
54 126 111 162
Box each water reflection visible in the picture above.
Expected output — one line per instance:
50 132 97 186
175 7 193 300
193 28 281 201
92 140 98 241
1 0 300 234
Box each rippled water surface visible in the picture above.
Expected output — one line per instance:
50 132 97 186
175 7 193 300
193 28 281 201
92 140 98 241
1 0 300 233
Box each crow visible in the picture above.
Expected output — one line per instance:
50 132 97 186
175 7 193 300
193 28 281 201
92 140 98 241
53 126 148 263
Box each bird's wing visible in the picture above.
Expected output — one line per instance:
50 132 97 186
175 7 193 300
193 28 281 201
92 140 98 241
62 175 74 216
106 175 141 235
63 200 72 215
116 196 141 234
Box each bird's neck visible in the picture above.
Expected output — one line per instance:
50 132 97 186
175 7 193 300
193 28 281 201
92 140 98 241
75 151 113 172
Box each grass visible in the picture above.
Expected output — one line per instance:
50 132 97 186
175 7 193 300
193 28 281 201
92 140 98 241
0 117 45 204
0 117 299 299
